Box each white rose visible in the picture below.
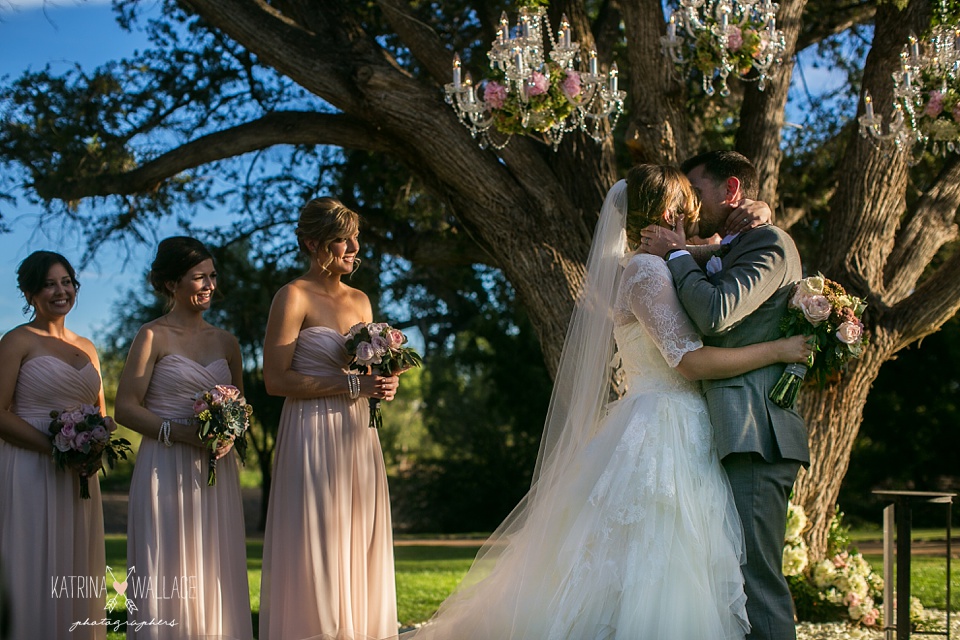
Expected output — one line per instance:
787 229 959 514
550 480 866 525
799 275 825 296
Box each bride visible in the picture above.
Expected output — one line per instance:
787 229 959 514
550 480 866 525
403 165 811 640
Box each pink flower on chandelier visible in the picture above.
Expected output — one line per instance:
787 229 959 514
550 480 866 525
561 69 582 99
484 81 507 109
924 90 944 118
527 71 550 97
726 26 744 52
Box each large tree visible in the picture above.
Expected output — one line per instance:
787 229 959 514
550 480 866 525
2 0 958 558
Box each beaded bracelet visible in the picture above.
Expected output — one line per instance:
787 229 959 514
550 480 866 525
347 373 361 400
158 420 173 447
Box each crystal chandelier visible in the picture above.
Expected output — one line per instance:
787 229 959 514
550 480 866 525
660 0 787 97
444 7 626 150
860 24 960 159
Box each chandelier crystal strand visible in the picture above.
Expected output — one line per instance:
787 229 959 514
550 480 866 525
444 7 625 150
660 0 786 96
859 21 960 159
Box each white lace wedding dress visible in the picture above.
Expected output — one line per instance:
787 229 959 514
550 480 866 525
407 253 749 640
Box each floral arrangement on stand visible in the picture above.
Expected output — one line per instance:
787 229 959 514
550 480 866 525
785 504 882 627
769 273 868 409
783 503 942 631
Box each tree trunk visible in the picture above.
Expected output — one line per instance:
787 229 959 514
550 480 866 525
793 331 896 559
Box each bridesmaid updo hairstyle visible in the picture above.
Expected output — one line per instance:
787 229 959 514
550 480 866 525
296 197 361 272
16 250 80 315
148 236 214 299
625 164 700 250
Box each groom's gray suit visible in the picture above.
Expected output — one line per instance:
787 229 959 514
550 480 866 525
667 224 809 640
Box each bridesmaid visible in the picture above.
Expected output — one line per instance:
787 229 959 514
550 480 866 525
0 251 107 639
259 197 399 640
115 237 252 639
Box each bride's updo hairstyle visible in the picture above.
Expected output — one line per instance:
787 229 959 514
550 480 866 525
296 197 361 272
17 250 80 315
625 164 700 250
148 236 214 299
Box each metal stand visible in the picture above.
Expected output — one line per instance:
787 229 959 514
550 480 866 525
873 490 955 640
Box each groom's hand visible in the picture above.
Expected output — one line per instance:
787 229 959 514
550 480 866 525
639 224 686 259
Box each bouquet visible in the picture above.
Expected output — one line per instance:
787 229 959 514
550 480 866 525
49 404 132 499
193 385 252 486
769 274 868 409
345 322 423 429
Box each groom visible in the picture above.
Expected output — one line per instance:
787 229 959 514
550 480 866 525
642 150 809 640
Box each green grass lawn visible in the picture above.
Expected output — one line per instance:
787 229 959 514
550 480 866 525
101 534 954 639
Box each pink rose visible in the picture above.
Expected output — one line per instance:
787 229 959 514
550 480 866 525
194 399 209 414
484 81 507 109
103 416 117 432
63 410 85 427
836 321 863 345
53 431 74 452
355 341 376 365
386 328 405 349
214 385 241 401
726 26 744 52
368 323 389 337
843 592 861 607
74 430 93 450
60 423 77 440
924 90 944 118
561 70 581 99
798 294 832 326
526 71 549 97
90 425 109 442
862 608 879 626
371 335 390 356
348 322 367 338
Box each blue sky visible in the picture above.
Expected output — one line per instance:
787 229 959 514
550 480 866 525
0 0 155 341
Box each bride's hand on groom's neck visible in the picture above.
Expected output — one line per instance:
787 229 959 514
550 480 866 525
638 224 685 259
721 198 772 236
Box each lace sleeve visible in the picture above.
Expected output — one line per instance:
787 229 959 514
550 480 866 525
618 254 704 368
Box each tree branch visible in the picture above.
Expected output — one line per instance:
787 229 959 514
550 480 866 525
796 0 875 51
182 0 363 112
890 249 960 350
376 0 454 88
883 156 960 303
33 112 391 201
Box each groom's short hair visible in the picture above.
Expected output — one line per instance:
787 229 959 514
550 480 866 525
680 151 759 200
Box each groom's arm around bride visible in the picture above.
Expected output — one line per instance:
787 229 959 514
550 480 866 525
642 150 809 640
